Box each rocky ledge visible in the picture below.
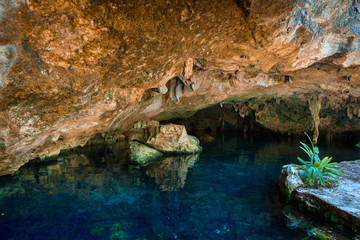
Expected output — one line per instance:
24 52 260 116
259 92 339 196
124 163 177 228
279 160 360 236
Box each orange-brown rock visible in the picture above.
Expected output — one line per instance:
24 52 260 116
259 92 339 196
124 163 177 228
1 0 360 175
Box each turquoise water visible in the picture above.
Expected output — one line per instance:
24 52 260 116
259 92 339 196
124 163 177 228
0 132 359 240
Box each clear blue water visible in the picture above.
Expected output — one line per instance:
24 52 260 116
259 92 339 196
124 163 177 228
0 132 359 240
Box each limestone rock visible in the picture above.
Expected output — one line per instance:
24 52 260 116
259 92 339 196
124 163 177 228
283 205 351 240
129 141 163 165
129 120 202 154
279 164 304 199
280 160 360 235
147 124 202 153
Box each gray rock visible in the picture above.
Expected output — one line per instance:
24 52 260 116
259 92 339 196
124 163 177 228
0 45 16 90
158 85 168 95
280 160 360 235
279 164 304 198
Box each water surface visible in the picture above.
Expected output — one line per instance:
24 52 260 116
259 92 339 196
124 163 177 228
0 132 359 240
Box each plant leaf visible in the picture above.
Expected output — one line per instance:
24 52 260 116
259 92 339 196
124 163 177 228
304 132 313 146
308 167 315 185
318 157 331 169
295 133 343 187
314 168 325 186
297 157 310 166
313 146 319 155
324 168 344 176
299 144 313 159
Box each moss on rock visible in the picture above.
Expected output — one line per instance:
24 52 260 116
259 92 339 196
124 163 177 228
129 141 163 165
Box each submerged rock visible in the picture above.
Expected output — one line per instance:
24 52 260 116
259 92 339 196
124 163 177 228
129 141 163 165
279 160 360 235
283 205 352 240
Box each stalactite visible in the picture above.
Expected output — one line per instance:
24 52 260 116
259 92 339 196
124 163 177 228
233 104 239 112
183 58 195 91
347 107 353 120
308 96 322 144
175 79 183 101
169 78 177 102
184 58 193 81
169 77 184 102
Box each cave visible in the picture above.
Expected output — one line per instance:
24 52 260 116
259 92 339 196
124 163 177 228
1 0 360 239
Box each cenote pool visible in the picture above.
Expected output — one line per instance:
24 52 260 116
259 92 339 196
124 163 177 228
0 132 359 240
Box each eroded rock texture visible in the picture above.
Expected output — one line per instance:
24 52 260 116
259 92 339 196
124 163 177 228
1 0 360 174
280 160 360 234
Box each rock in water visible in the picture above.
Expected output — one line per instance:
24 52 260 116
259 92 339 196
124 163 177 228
129 120 202 154
129 141 163 165
279 160 360 235
279 164 304 199
146 124 202 153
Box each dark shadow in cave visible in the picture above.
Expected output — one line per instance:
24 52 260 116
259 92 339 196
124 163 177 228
235 0 250 17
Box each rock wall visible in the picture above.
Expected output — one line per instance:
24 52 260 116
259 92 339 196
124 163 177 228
1 0 360 174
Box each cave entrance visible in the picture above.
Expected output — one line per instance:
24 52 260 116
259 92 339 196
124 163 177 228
159 101 360 146
160 103 261 135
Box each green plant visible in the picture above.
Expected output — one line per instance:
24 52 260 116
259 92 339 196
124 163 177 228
356 142 360 149
294 133 343 186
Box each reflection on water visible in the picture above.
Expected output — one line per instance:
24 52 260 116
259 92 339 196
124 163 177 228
145 155 198 191
0 132 359 240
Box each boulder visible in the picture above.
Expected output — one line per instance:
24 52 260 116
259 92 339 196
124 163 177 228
129 141 163 165
129 120 202 154
147 124 202 153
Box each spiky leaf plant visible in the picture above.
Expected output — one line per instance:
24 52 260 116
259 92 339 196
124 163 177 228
294 133 343 186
